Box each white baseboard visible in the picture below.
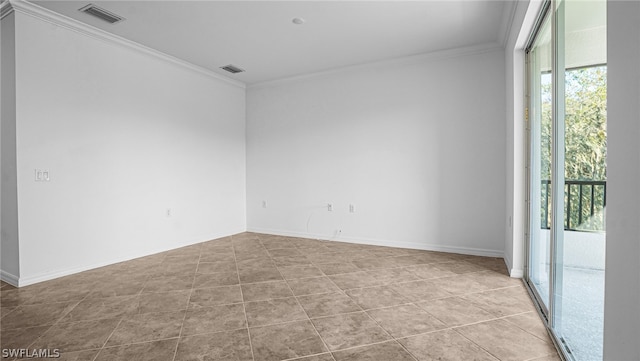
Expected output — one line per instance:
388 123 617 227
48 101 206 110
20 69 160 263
12 226 246 287
509 268 524 278
247 227 504 258
1 270 19 287
503 250 524 278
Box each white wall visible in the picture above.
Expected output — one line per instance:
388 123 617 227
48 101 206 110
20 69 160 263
1 10 20 282
247 48 506 256
9 12 246 285
603 1 640 359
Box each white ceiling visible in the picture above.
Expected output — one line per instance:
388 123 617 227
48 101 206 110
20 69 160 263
31 0 514 85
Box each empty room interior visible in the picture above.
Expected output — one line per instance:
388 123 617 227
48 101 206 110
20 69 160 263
1 0 638 360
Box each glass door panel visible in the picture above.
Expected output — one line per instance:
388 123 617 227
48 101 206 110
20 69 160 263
528 11 553 312
552 0 607 359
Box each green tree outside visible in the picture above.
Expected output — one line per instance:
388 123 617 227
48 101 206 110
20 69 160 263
540 66 607 231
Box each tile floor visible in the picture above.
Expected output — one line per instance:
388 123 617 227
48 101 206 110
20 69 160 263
0 233 561 361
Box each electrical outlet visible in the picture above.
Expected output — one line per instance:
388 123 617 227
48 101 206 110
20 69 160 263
327 203 333 212
262 200 267 208
35 169 50 182
167 208 171 217
349 204 356 213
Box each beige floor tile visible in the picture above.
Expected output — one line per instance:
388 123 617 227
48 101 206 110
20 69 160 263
174 329 253 361
365 268 420 284
138 290 190 314
386 255 429 267
241 280 294 301
289 354 334 361
0 306 16 319
295 242 333 253
182 303 246 336
105 310 184 346
279 265 325 279
405 264 459 280
199 252 235 263
32 318 121 352
142 274 194 293
166 245 202 257
367 304 446 337
250 320 327 361
345 286 409 310
311 312 391 351
503 311 550 342
262 240 296 250
0 288 36 307
1 302 78 330
155 262 198 276
428 275 491 295
22 286 92 306
268 248 304 257
239 267 283 284
399 329 499 361
189 285 243 308
85 278 147 299
416 297 495 327
193 272 239 288
434 261 489 274
306 252 352 264
163 254 200 264
1 325 51 349
456 319 557 361
461 287 534 317
316 263 361 275
95 338 177 361
466 270 523 290
528 354 562 361
297 292 361 318
351 257 398 270
61 295 138 322
329 272 383 290
235 252 271 262
390 280 452 302
287 277 341 296
197 261 237 274
245 297 308 327
273 255 313 267
332 341 416 361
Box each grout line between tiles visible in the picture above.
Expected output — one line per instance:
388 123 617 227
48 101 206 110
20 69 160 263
326 275 420 361
232 234 256 361
264 235 338 361
449 327 503 361
169 249 200 361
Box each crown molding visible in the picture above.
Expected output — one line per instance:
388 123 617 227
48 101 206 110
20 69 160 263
1 0 14 19
9 0 245 89
249 41 504 90
498 0 519 48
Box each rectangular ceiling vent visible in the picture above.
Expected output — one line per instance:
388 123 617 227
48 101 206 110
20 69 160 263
79 4 124 24
220 65 245 74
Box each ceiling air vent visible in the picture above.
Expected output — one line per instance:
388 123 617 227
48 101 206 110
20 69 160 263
220 65 245 74
79 4 124 24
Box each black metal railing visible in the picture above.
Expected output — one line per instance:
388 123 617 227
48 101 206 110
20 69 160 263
540 180 606 231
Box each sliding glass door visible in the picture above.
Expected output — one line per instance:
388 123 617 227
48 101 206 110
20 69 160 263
526 1 606 360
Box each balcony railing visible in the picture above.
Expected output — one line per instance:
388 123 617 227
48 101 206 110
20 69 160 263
541 180 606 231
